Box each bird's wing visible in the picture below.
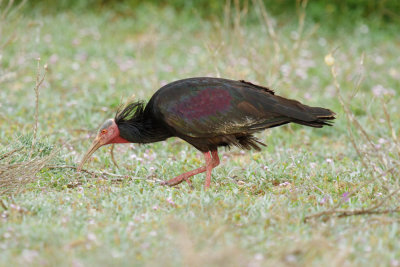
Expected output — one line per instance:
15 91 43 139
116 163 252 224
154 78 323 138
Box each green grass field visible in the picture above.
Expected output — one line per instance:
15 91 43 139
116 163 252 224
1 2 399 266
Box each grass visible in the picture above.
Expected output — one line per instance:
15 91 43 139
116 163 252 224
1 2 399 266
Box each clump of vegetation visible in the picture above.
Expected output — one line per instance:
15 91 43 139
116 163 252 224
0 136 54 196
0 61 52 197
0 1 53 197
305 52 400 221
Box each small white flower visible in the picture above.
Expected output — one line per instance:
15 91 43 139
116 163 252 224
166 197 175 205
149 231 157 237
374 56 384 65
360 24 369 34
87 233 97 242
318 37 327 46
71 62 80 70
254 253 264 260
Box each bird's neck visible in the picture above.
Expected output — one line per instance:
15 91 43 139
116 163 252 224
117 118 172 144
109 135 130 144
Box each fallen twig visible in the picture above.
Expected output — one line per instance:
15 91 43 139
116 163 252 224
46 165 128 178
304 187 400 222
45 165 163 183
304 207 400 222
337 207 400 218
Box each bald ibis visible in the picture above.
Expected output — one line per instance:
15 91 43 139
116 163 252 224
78 77 335 188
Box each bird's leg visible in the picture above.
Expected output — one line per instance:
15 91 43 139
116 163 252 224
161 165 206 186
204 152 213 189
161 150 220 187
211 150 220 166
161 152 210 186
204 150 220 189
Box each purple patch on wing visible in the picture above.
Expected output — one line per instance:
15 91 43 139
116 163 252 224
172 88 231 119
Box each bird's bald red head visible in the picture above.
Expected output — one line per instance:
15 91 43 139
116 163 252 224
98 119 120 144
77 119 129 171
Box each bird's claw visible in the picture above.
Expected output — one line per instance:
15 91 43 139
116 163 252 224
159 180 170 186
160 177 192 188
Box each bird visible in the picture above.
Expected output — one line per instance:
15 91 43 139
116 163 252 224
78 77 335 188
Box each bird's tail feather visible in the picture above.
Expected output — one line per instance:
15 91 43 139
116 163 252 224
294 106 336 128
308 106 336 119
273 95 336 127
271 96 335 125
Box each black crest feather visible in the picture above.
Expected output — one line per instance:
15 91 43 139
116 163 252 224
115 101 146 126
114 100 172 143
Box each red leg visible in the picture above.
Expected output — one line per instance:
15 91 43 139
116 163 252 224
204 152 213 189
161 150 220 187
204 150 220 189
211 150 220 167
161 165 207 186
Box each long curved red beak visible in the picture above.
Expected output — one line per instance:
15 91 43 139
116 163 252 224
77 137 103 171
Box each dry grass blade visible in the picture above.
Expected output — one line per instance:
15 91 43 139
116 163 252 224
1 0 15 20
30 58 47 158
0 149 56 196
0 147 22 161
0 0 27 50
381 99 400 155
292 0 308 52
1 0 27 19
304 53 400 222
253 0 281 71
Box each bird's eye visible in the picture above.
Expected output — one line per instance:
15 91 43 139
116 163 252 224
101 129 107 134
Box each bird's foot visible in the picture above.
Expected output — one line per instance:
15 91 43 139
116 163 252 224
160 175 192 187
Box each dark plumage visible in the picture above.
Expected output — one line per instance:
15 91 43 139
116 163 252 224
79 77 335 188
115 77 334 151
